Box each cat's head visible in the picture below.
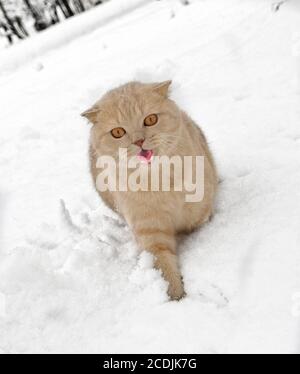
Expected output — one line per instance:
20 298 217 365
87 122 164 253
82 81 182 160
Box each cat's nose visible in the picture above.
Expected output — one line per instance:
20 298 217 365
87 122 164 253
134 138 144 148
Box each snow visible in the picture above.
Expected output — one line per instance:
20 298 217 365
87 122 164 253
0 0 149 74
0 0 300 353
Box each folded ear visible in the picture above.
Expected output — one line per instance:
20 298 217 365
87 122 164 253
152 80 172 97
81 106 100 123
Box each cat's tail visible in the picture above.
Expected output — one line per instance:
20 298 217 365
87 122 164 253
134 228 185 300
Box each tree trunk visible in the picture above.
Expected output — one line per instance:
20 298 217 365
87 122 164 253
57 0 75 18
75 0 85 13
0 0 23 39
23 0 41 21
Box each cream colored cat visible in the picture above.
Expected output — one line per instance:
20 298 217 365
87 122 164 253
82 81 217 300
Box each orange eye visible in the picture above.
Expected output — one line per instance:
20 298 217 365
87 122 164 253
111 127 126 138
144 114 158 127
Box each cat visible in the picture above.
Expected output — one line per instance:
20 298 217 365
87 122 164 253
81 81 217 300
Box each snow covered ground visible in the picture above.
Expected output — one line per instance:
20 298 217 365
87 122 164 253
0 0 300 354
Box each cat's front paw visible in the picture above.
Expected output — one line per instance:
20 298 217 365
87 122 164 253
167 279 185 301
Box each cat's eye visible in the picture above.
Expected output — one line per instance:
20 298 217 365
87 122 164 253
111 127 126 138
144 114 158 127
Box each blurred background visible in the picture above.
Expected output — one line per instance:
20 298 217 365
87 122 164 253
0 0 110 47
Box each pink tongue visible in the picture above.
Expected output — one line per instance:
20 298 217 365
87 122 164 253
137 149 153 163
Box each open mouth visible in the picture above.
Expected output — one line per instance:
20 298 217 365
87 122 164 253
137 149 154 163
